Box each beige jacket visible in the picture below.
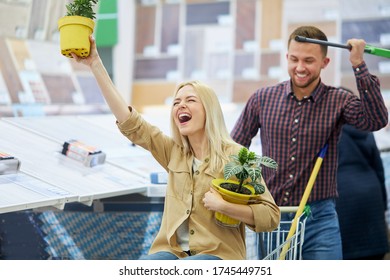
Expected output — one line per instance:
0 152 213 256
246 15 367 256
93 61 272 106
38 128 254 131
117 108 280 260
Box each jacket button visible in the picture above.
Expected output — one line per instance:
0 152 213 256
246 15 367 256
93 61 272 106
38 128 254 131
186 209 190 214
195 170 199 175
190 229 195 235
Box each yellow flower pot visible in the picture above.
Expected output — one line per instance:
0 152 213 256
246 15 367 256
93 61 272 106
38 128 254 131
58 16 95 58
211 178 261 227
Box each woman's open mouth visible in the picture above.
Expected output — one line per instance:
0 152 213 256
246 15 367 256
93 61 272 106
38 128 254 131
178 113 192 123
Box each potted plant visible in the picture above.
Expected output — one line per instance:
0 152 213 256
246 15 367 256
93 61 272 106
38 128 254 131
58 0 98 58
211 147 278 227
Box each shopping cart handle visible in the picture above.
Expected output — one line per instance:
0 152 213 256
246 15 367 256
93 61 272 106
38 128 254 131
279 206 299 213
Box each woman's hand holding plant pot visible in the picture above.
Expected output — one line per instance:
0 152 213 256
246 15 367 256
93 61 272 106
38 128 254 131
71 35 100 67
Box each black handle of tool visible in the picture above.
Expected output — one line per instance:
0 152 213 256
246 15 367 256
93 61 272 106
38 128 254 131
295 35 390 59
295 35 370 54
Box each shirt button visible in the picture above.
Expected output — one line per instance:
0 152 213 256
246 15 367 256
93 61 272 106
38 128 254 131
289 174 294 178
355 67 360 72
195 170 199 175
298 102 302 106
294 119 299 123
283 197 288 202
186 209 190 214
292 138 296 142
190 229 195 235
285 192 290 196
291 156 295 161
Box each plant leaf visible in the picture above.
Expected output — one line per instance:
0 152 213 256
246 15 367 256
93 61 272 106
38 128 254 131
258 156 278 169
249 181 266 194
224 162 243 180
247 167 262 182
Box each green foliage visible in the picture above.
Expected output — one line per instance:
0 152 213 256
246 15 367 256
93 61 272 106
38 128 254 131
224 147 278 194
66 0 98 19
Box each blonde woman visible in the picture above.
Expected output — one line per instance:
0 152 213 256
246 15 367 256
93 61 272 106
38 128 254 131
72 36 280 260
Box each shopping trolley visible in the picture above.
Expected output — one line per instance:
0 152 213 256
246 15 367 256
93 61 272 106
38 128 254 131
259 206 310 260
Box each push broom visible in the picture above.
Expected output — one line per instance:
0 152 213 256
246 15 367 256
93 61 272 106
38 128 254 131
279 144 328 260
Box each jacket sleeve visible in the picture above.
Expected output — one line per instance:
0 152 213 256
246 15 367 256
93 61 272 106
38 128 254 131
116 106 174 171
247 183 281 232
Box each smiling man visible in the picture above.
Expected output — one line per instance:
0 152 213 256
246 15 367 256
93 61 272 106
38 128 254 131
231 25 388 260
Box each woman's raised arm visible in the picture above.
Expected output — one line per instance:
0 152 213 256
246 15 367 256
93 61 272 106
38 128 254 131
71 36 130 123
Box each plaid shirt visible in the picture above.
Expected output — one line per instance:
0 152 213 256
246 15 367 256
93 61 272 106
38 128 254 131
231 62 388 206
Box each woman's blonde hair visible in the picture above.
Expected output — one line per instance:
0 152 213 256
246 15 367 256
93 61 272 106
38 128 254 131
170 80 237 173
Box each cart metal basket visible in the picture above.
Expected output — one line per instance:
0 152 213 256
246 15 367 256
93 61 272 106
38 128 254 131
259 206 309 260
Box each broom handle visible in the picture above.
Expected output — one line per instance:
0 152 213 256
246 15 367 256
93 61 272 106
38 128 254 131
295 35 390 59
278 144 328 260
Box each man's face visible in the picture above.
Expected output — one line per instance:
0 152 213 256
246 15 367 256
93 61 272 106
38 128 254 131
287 40 330 93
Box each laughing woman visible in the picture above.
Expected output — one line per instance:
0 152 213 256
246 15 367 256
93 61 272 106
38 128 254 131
71 36 280 260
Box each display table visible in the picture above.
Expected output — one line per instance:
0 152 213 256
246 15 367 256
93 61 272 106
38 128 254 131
0 115 164 213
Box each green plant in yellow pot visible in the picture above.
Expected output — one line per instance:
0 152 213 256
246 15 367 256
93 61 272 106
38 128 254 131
58 0 98 58
212 147 278 227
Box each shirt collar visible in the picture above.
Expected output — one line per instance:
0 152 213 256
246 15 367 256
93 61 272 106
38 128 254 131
311 81 326 103
285 79 325 103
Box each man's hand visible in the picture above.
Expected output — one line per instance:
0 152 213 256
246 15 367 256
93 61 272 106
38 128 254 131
347 38 366 67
